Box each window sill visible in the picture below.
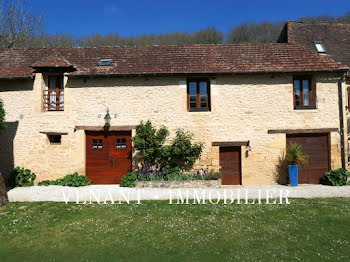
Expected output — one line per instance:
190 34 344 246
294 106 316 110
42 110 65 115
189 107 211 112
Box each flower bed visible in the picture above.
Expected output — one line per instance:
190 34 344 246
120 168 222 187
135 179 221 188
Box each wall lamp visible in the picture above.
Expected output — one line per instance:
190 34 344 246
246 140 252 152
104 109 111 131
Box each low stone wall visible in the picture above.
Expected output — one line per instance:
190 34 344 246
135 179 221 188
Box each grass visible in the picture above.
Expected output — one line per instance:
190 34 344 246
0 199 349 261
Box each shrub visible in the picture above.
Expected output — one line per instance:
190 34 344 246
133 121 204 172
120 172 138 187
38 172 91 187
0 98 6 133
161 129 204 170
320 168 350 186
13 167 36 187
274 154 289 185
132 120 169 169
286 143 308 165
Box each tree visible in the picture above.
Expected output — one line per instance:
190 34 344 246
227 21 283 44
297 12 350 23
0 98 5 132
0 0 42 48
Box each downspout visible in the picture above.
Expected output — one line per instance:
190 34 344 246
338 76 346 169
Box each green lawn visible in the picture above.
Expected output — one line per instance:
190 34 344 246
0 199 349 261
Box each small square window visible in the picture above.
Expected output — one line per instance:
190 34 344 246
314 42 326 53
48 134 61 144
116 138 127 149
92 139 103 149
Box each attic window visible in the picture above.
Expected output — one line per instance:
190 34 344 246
98 59 112 66
314 42 326 53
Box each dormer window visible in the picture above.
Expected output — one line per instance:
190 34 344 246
314 42 326 53
99 59 112 66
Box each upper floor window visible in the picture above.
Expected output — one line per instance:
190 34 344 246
43 75 64 111
293 76 315 109
187 79 211 112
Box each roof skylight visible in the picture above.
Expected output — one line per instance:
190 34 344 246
314 42 326 53
98 59 112 66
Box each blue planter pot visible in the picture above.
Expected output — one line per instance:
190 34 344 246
288 165 298 187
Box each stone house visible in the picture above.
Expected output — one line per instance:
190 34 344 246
278 21 350 166
0 44 348 185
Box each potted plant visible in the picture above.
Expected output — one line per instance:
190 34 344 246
286 143 308 187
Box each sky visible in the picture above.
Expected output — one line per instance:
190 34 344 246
28 0 349 37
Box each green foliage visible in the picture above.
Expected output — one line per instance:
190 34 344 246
133 121 204 172
13 167 36 187
286 143 308 165
132 120 169 169
204 170 222 180
120 172 138 187
0 98 6 132
161 129 204 170
120 168 221 187
320 168 350 186
38 172 91 187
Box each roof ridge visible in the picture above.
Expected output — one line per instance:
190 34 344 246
0 43 299 52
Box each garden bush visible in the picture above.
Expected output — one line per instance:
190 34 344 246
320 168 350 186
132 120 169 169
133 120 204 171
0 98 6 132
13 167 36 187
161 129 204 170
120 172 138 187
38 172 91 187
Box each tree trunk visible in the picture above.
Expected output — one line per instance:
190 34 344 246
0 172 9 207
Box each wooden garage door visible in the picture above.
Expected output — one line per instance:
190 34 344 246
86 131 132 184
286 133 329 184
220 146 241 185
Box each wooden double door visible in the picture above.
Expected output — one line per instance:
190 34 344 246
220 146 242 185
286 133 330 184
86 131 132 184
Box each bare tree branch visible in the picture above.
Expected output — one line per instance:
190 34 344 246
0 0 42 48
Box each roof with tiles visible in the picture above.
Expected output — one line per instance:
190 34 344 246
31 53 73 68
278 21 350 68
0 43 348 79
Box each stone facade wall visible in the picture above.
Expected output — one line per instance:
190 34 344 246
0 73 346 185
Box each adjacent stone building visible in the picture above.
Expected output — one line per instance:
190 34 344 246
0 44 348 185
278 21 350 167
